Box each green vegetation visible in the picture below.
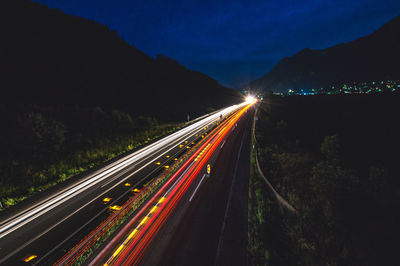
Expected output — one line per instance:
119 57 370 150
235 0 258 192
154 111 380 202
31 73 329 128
249 94 400 265
0 105 180 210
248 108 293 266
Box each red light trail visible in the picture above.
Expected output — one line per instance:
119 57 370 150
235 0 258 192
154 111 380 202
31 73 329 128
102 102 253 266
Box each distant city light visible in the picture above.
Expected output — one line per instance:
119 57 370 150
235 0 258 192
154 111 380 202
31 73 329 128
284 79 399 95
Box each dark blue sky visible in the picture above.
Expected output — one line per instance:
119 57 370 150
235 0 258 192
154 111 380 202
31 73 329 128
34 0 400 87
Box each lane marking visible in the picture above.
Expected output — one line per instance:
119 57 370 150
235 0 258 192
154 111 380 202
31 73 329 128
214 128 246 266
220 140 226 149
189 174 207 202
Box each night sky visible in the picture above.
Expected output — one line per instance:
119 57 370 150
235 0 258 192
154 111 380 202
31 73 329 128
34 0 400 88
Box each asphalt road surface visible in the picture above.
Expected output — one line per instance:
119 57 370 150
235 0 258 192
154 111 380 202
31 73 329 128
139 106 253 266
0 104 247 265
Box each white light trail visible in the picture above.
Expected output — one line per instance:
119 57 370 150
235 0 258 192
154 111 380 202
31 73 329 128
0 102 247 239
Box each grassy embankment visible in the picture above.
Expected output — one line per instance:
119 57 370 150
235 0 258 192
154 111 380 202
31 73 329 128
249 94 400 265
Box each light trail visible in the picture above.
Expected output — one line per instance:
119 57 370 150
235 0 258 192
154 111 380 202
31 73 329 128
122 104 252 265
0 103 247 242
83 112 234 265
88 114 239 266
101 102 254 265
50 104 246 266
188 173 206 202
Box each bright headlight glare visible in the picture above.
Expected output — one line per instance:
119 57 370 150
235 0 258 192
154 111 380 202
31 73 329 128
245 95 257 103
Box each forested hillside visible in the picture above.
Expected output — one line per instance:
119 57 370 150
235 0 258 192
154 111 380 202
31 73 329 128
0 0 241 120
247 15 400 92
249 94 400 265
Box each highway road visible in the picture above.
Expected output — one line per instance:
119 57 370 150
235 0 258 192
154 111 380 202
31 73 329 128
0 102 249 265
141 103 253 266
86 102 255 265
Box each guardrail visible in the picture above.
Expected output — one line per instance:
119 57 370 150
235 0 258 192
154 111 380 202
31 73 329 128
252 105 297 214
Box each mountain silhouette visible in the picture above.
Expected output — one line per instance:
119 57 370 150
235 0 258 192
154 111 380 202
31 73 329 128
247 14 400 92
0 0 241 121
